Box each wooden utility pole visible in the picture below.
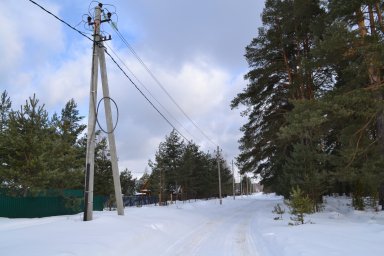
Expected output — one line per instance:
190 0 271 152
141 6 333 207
216 146 222 205
84 3 124 221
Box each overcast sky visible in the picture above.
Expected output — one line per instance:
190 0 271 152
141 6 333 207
1 0 265 178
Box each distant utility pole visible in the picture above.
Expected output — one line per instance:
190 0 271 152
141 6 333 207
216 146 222 205
159 168 163 206
84 3 124 221
232 160 235 200
240 173 242 196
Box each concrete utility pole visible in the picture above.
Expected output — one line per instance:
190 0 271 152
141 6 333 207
216 146 222 205
232 160 235 200
84 3 124 221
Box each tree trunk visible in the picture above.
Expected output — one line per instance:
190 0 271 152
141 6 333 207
379 183 384 210
368 4 376 35
375 3 384 33
356 8 368 37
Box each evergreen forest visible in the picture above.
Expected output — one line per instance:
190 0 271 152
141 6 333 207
0 92 233 201
232 0 384 210
146 130 234 201
0 92 135 198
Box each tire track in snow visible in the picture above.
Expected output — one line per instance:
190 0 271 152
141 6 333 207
247 199 287 256
160 218 217 256
161 200 261 256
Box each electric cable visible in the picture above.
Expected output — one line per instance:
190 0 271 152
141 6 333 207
103 48 191 142
28 0 94 42
104 42 198 142
110 25 218 147
96 96 119 134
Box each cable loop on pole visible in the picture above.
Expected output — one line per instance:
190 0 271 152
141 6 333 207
96 96 119 134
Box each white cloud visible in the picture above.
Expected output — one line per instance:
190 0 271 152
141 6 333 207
40 50 91 109
1 1 64 62
1 0 67 109
0 13 22 77
118 0 264 71
159 58 228 116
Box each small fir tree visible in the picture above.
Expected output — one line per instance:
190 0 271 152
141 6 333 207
286 186 314 225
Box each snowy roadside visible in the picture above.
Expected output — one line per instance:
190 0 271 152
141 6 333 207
0 193 383 256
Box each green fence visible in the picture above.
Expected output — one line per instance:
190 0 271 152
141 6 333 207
0 190 106 218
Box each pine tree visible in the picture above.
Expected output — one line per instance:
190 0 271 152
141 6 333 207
286 186 314 224
217 153 234 196
278 100 329 208
232 0 384 205
179 142 203 199
120 168 136 196
0 90 11 133
2 95 53 195
231 0 326 189
1 94 87 195
0 91 12 188
148 130 234 200
314 0 384 199
189 151 216 199
48 99 86 190
149 129 185 196
94 135 113 196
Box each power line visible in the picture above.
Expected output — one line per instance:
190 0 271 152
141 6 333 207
27 0 94 42
27 0 191 143
110 24 218 147
103 49 191 142
104 42 199 142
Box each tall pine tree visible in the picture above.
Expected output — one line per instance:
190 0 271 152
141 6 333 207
231 0 325 190
149 129 185 195
2 95 53 195
233 0 384 209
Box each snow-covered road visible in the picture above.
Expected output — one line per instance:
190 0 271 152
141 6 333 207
0 194 278 256
1 193 384 256
162 200 260 256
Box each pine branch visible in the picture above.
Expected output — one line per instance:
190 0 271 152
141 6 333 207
345 112 377 169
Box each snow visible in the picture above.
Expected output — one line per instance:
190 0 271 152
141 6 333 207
1 193 383 256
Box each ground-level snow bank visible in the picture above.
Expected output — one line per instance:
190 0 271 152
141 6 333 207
0 193 383 256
